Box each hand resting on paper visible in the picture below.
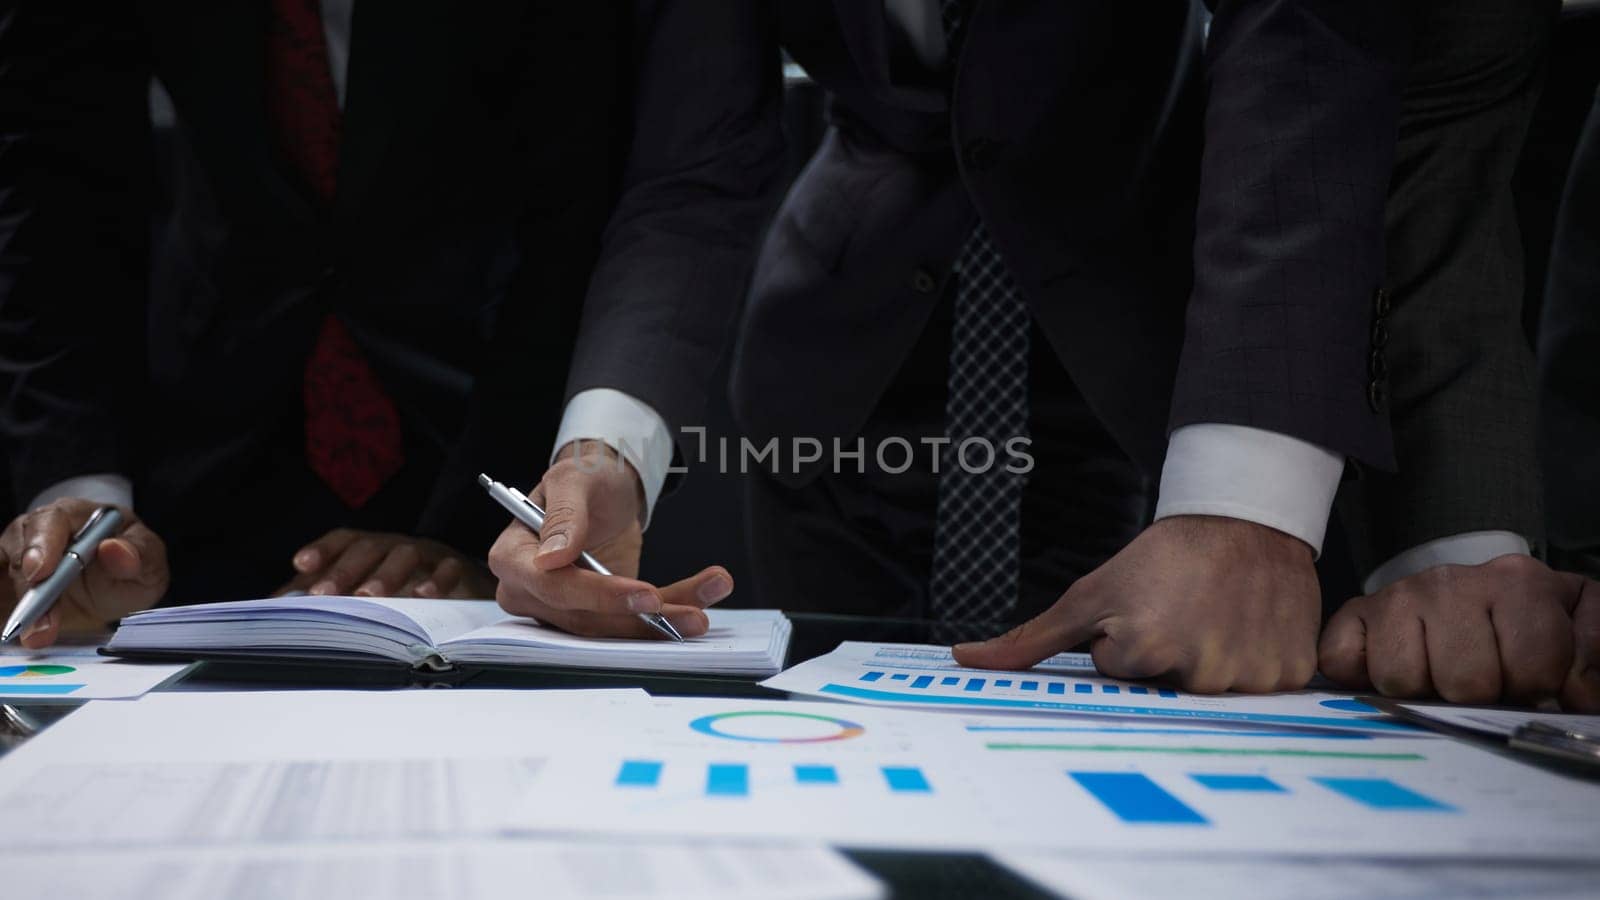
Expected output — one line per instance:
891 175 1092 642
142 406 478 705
281 529 496 600
953 515 1322 694
1319 554 1600 712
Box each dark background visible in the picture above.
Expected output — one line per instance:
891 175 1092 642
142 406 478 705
4 8 1598 609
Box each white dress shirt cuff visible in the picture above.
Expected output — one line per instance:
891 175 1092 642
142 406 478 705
29 474 135 513
1362 531 1531 595
553 388 673 529
1155 424 1345 557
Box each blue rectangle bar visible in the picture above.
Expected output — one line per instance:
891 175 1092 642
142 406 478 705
1101 685 1121 695
964 678 986 692
0 683 84 695
1074 684 1093 694
1158 689 1179 698
995 679 1013 688
860 671 884 682
1129 686 1149 695
942 676 960 686
1048 683 1065 695
1313 777 1453 811
795 765 839 785
707 764 749 797
910 675 934 689
1191 774 1285 793
1021 681 1039 692
1071 772 1208 825
883 767 932 793
890 673 910 681
616 760 663 788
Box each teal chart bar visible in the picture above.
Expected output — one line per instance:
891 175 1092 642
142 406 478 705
1070 772 1208 825
1313 777 1454 811
707 764 750 797
616 760 663 788
795 765 839 785
1191 774 1285 792
882 767 933 793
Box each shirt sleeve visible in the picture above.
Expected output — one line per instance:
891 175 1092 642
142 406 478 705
29 473 134 512
1361 531 1532 595
553 388 673 528
1154 423 1345 556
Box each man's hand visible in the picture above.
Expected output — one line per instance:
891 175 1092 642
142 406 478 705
487 442 733 639
281 530 496 599
0 498 168 648
953 515 1321 694
1319 554 1600 711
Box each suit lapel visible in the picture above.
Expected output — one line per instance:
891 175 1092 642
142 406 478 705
832 0 946 112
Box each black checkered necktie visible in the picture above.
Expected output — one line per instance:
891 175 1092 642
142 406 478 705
926 1 1032 625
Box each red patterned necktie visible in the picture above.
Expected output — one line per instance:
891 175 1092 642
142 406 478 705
266 0 404 509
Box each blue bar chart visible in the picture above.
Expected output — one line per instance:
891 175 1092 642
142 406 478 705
613 760 935 798
853 669 1181 699
1069 772 1208 825
1313 777 1455 811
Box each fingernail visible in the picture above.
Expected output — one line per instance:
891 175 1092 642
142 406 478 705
697 574 733 604
953 643 979 653
355 581 381 597
414 582 438 598
22 618 49 638
626 591 661 614
538 534 568 556
294 550 319 571
309 581 336 595
21 548 43 580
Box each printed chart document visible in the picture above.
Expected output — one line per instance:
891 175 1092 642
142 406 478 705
504 697 1600 859
0 689 647 849
762 642 1410 732
1 840 884 900
0 641 189 701
992 854 1600 900
105 597 791 676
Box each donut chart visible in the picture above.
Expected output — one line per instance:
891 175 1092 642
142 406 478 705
689 710 866 744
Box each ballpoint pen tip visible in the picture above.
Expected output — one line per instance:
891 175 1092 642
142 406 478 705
477 474 493 489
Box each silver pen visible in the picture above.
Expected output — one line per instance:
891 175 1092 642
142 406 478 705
2 506 126 643
478 474 685 642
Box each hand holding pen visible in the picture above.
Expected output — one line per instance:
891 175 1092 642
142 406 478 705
0 499 169 648
482 443 734 641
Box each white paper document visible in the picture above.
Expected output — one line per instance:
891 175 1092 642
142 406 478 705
993 854 1600 900
0 689 646 849
504 697 1600 859
0 839 884 900
0 643 190 701
762 642 1412 733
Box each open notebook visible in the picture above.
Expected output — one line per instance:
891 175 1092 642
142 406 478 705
103 597 792 677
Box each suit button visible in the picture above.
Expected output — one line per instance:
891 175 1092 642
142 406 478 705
910 267 939 294
1373 288 1391 318
963 138 1000 172
1368 380 1388 413
1370 320 1389 349
1368 348 1387 380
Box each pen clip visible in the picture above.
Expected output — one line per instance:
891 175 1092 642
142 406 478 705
72 507 108 542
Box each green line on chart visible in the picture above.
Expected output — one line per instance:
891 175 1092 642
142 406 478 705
985 743 1425 761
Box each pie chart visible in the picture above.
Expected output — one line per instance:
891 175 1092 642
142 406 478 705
0 664 77 678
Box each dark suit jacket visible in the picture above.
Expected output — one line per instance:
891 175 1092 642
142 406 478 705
1338 0 1557 579
712 0 1410 487
0 1 783 597
1541 88 1600 563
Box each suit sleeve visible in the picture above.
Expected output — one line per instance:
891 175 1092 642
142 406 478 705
0 2 151 507
1169 0 1412 469
561 0 785 451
